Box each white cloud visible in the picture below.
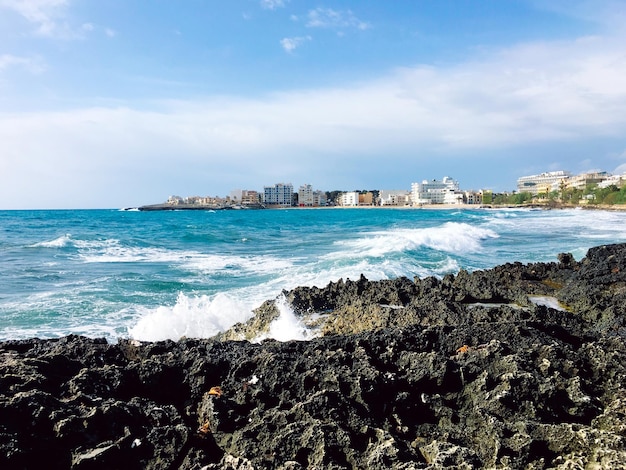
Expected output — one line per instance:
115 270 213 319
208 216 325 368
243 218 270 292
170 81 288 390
0 53 45 73
2 24 626 207
280 36 311 53
0 0 70 36
260 0 288 11
306 8 370 31
105 28 117 38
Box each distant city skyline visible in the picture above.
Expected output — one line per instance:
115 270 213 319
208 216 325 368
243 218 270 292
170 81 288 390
168 167 624 204
2 1 626 209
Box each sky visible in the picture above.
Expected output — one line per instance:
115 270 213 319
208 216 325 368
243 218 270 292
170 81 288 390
1 1 626 209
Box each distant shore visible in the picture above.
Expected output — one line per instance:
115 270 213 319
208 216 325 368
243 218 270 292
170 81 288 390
135 202 626 212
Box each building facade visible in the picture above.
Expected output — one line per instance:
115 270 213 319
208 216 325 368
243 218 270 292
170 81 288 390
359 192 374 206
313 190 327 207
338 192 359 206
297 184 327 207
264 183 293 207
379 190 411 206
563 172 610 191
411 177 463 205
598 173 626 189
240 190 260 206
464 191 483 205
517 171 571 195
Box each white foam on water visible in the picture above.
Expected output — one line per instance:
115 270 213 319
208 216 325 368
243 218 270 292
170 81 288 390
182 253 294 275
330 222 499 258
30 234 73 248
128 292 253 342
78 244 188 264
75 239 295 278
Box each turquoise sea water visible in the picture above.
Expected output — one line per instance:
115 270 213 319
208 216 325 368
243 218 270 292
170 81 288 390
1 207 625 343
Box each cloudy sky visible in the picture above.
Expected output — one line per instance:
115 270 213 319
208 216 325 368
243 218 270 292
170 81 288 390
1 0 626 209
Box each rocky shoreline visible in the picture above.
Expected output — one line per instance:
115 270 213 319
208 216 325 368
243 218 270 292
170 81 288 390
1 243 626 469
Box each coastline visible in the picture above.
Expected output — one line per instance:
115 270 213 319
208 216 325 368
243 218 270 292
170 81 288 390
136 200 626 212
2 243 626 468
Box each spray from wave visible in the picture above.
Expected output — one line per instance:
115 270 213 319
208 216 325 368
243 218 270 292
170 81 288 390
253 295 316 342
127 292 253 342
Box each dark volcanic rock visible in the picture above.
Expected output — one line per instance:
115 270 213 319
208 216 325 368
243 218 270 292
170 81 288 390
1 244 626 469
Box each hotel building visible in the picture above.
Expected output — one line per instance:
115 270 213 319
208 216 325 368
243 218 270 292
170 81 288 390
516 171 571 195
411 177 463 205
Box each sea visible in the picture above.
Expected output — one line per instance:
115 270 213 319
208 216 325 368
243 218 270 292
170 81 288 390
1 207 625 344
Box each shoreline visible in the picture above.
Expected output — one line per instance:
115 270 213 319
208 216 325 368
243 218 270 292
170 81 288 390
136 202 626 212
2 243 625 468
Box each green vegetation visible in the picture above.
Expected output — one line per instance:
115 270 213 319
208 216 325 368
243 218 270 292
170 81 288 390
492 184 626 206
492 191 534 205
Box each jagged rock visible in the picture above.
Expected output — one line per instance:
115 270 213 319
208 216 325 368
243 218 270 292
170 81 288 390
1 244 626 468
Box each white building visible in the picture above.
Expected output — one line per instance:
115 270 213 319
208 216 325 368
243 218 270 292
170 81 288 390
379 190 411 206
564 172 610 191
264 183 293 206
411 177 463 205
338 192 359 206
598 173 626 189
298 184 315 206
297 184 327 206
517 171 571 195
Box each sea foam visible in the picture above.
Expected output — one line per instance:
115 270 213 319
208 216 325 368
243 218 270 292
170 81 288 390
128 292 253 342
128 292 315 343
31 234 73 248
332 222 498 258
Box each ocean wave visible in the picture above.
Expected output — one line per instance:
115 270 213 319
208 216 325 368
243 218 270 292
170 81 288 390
76 240 296 277
330 222 499 258
79 245 190 264
182 253 294 275
30 234 73 248
128 292 253 342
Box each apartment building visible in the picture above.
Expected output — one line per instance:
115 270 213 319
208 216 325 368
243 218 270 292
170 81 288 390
264 183 293 207
313 190 327 207
563 172 610 191
464 191 483 205
298 184 314 206
411 177 463 205
297 184 327 207
359 192 374 206
338 192 359 206
598 173 626 189
379 190 411 206
240 190 260 206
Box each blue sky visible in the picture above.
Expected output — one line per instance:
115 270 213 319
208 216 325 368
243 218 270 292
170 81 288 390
1 0 626 209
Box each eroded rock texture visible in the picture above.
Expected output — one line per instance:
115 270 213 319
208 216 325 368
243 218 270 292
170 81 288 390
1 243 626 469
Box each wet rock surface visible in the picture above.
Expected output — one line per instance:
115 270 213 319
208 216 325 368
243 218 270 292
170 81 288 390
1 243 626 469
